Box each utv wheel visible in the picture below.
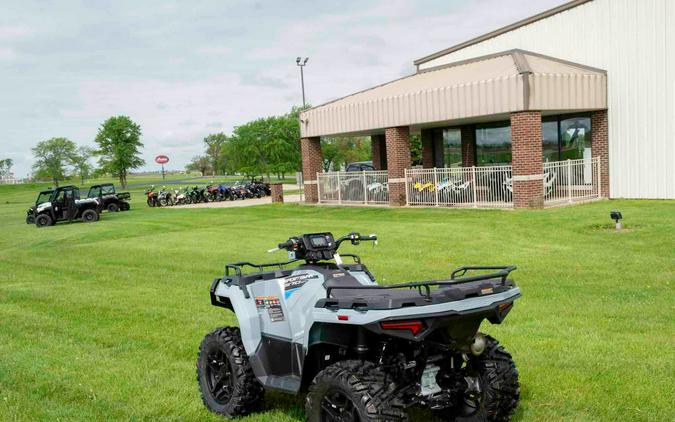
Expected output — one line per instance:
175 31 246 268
81 209 99 223
26 215 35 225
438 335 519 422
197 327 263 418
35 214 52 228
107 203 119 212
305 360 409 422
120 202 130 211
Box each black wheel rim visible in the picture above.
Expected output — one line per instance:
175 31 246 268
205 349 234 404
320 389 360 422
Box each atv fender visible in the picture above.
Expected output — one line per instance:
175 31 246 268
211 279 263 355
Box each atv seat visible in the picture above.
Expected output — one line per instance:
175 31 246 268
317 277 514 311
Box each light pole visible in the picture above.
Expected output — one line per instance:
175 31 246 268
296 56 309 107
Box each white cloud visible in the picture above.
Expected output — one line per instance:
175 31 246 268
0 47 16 60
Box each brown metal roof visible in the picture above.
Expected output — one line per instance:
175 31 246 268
413 0 594 67
300 49 606 138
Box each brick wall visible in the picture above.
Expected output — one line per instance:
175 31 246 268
511 111 544 209
300 137 322 203
421 129 435 168
591 110 610 198
385 126 411 206
371 134 386 170
460 125 476 167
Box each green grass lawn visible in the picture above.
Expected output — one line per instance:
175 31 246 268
0 180 673 421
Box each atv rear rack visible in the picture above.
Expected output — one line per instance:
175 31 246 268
324 265 517 300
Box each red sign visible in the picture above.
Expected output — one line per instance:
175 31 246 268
155 155 169 164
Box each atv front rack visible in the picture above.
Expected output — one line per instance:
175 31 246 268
324 265 517 300
224 254 363 298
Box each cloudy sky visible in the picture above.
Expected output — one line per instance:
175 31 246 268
0 0 567 177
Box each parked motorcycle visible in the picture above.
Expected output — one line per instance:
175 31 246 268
173 188 188 205
145 186 159 207
205 183 221 202
158 186 174 206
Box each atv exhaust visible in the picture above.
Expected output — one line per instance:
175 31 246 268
470 333 487 356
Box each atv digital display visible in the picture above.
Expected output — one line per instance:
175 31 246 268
309 235 328 248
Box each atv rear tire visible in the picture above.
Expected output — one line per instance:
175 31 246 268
35 214 52 228
438 335 519 422
107 203 119 212
197 327 263 418
81 209 99 223
305 360 409 422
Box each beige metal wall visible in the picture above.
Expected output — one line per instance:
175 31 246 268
417 0 675 199
300 75 525 138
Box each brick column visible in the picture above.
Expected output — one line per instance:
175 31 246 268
300 137 322 203
385 126 411 206
592 110 610 198
270 183 283 203
371 134 386 170
460 125 476 167
511 111 544 209
421 129 435 168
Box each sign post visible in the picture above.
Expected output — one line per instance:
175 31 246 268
155 155 169 180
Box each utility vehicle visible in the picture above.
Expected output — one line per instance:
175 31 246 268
198 232 521 421
26 185 101 227
87 183 130 212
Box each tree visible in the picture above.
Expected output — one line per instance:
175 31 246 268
94 116 145 188
31 137 77 186
185 155 211 176
410 134 422 166
204 133 228 175
226 107 303 180
0 158 13 178
71 146 95 184
320 137 371 171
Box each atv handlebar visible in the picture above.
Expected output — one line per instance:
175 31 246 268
335 232 377 247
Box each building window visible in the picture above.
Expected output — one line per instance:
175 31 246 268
475 122 511 166
542 114 591 162
442 128 461 167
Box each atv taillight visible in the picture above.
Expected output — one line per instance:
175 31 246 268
498 302 513 313
380 320 424 336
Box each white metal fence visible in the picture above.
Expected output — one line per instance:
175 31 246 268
317 171 389 205
543 157 601 206
316 159 601 208
405 166 513 208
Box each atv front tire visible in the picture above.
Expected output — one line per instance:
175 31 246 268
197 327 263 418
305 360 409 421
35 214 52 228
439 335 519 422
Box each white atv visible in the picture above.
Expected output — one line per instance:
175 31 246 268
198 232 521 421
